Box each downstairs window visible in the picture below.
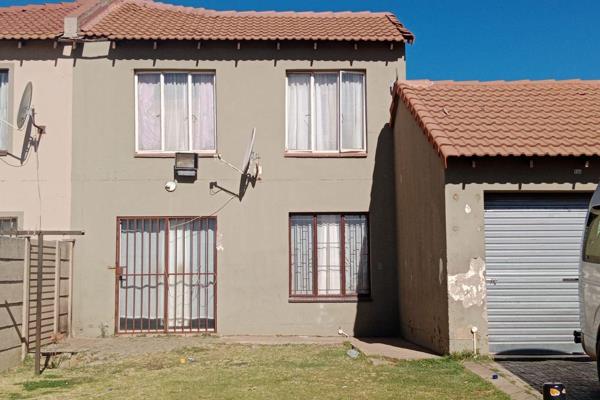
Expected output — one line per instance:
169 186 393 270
289 213 369 299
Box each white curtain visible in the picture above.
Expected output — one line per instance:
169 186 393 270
290 215 314 295
119 219 165 327
137 74 161 151
119 218 215 331
341 73 365 150
287 74 311 150
0 72 9 152
344 215 369 294
314 74 338 151
169 219 191 328
191 74 215 151
317 215 341 295
168 218 215 329
192 218 215 324
164 73 189 151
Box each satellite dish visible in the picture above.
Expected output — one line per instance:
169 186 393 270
17 82 32 129
240 128 256 176
212 128 259 200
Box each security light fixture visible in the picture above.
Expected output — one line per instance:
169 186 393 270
174 152 198 182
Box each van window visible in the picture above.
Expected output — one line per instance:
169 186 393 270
583 208 600 263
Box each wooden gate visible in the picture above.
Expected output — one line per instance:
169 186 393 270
24 239 74 354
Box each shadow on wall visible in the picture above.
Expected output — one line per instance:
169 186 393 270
353 124 399 337
446 156 600 185
72 40 405 63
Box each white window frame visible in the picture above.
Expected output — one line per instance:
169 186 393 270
0 69 11 154
285 70 367 155
134 71 217 156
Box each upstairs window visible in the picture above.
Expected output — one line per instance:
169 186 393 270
0 71 9 153
135 72 216 154
286 71 366 154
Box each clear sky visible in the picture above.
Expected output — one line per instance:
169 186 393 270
2 0 599 81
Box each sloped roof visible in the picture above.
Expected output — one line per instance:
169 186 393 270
81 0 414 42
391 80 600 162
0 0 414 43
0 1 80 39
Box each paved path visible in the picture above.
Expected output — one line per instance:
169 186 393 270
44 335 437 360
350 337 439 360
463 361 541 400
499 359 600 400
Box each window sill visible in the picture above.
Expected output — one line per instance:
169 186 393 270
134 152 216 159
288 296 371 303
284 152 367 158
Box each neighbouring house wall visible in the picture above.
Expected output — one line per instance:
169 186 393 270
70 40 405 337
393 102 449 354
444 157 600 353
0 41 74 232
0 237 25 372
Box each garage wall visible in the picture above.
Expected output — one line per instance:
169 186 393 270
445 157 600 354
393 102 449 354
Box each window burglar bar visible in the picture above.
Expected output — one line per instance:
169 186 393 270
289 213 369 299
115 217 216 334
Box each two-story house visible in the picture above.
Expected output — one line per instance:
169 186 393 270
0 0 414 338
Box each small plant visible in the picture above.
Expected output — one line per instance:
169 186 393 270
98 322 109 338
23 379 71 391
448 351 493 362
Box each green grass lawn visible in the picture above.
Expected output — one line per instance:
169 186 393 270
0 343 508 399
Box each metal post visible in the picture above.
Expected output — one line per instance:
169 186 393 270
20 237 30 360
67 240 74 337
34 232 43 375
52 242 61 336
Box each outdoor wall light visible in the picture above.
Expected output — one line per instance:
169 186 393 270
174 152 198 182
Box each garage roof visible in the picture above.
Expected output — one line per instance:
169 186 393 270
391 80 600 162
0 0 414 43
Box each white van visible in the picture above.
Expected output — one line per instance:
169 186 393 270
578 187 600 379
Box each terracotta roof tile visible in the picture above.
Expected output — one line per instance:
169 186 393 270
391 80 600 162
0 1 81 39
79 0 413 42
0 0 413 43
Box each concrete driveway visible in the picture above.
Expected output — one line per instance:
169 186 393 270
499 359 600 400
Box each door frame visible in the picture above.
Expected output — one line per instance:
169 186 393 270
114 216 218 334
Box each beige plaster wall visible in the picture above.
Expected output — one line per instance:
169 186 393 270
0 41 73 232
70 40 405 337
393 101 450 354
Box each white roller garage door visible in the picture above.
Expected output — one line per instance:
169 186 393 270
484 193 590 354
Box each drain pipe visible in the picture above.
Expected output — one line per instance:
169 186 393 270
471 326 478 355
